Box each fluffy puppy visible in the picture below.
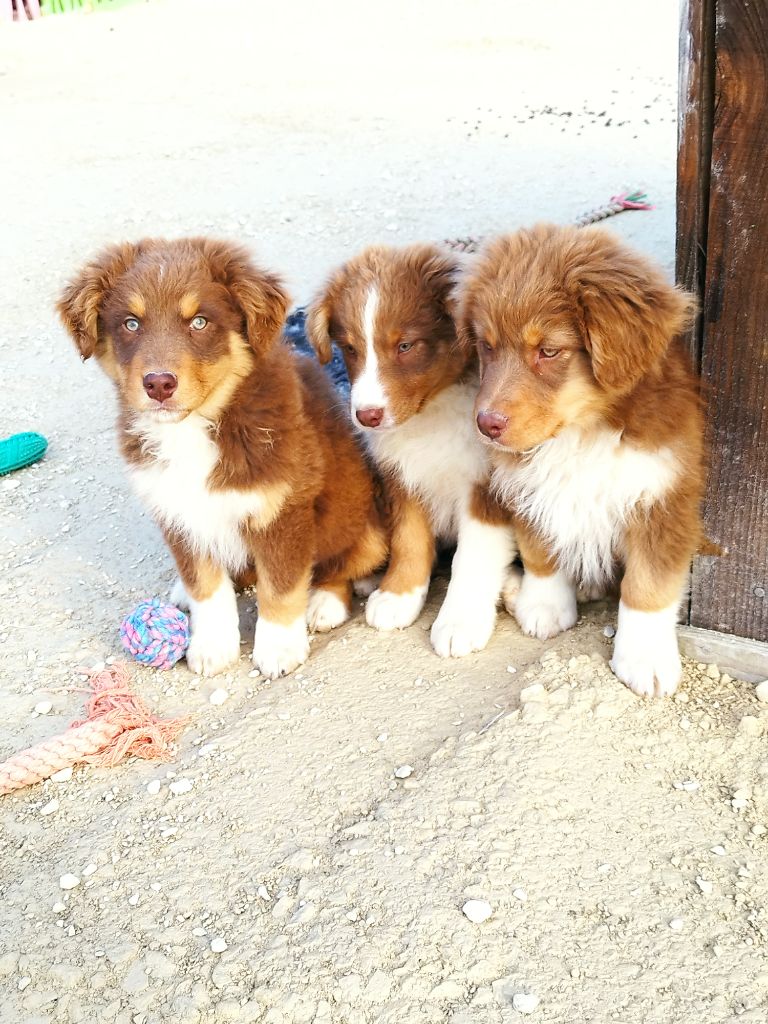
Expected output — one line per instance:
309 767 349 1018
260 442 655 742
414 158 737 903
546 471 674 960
458 224 704 696
58 238 387 679
307 243 517 657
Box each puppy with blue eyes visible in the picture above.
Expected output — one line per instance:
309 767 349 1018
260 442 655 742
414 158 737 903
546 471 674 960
307 243 517 657
58 237 388 679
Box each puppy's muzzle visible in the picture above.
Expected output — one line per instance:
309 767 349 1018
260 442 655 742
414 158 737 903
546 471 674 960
476 410 508 440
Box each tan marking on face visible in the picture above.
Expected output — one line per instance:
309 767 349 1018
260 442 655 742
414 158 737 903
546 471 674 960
195 331 255 421
256 570 311 625
127 294 146 318
179 292 200 319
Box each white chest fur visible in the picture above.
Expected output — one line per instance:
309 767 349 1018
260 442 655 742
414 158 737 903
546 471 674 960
492 427 679 584
365 382 489 539
126 413 270 572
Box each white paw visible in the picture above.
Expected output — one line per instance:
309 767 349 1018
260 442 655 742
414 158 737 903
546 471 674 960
353 574 382 598
501 565 524 615
307 589 349 633
365 584 428 631
609 601 682 698
170 578 190 611
430 600 496 658
253 616 310 679
515 570 577 640
185 578 240 676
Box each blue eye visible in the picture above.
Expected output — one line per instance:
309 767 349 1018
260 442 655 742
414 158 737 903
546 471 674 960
190 315 208 330
124 317 140 332
398 342 413 353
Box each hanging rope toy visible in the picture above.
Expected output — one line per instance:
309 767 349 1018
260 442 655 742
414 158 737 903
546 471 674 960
119 598 190 669
0 663 188 795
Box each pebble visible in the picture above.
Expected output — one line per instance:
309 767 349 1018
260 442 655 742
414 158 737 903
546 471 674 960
710 845 726 856
506 665 517 674
146 780 161 796
669 917 684 931
513 888 528 902
602 625 615 638
209 688 228 706
59 874 81 890
34 700 53 715
52 901 66 913
750 823 766 836
519 684 547 703
41 799 59 815
18 977 31 991
740 715 763 736
210 937 227 953
673 779 699 792
512 992 540 1014
169 779 194 796
51 767 73 783
257 884 270 900
462 899 493 924
705 663 720 679
755 680 768 703
394 765 413 779
82 863 97 876
696 876 713 895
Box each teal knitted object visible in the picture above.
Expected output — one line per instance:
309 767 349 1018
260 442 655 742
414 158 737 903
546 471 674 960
0 432 48 476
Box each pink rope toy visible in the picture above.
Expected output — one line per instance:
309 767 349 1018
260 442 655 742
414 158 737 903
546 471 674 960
0 663 189 795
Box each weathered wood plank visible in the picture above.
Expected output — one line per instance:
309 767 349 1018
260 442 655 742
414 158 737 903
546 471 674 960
678 626 768 683
689 0 768 641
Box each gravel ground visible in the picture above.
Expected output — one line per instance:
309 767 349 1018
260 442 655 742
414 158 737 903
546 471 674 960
2 2 767 1022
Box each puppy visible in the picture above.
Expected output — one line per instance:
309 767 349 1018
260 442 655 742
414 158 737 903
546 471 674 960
457 224 704 696
58 238 387 679
307 243 517 657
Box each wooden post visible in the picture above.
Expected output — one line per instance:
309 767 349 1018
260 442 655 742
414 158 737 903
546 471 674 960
678 0 768 642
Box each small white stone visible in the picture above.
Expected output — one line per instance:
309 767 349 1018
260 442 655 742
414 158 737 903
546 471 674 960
128 893 140 906
52 901 66 913
669 917 684 931
754 680 768 703
82 863 97 877
192 927 206 937
602 625 616 638
51 767 73 783
705 663 720 679
394 845 405 855
41 799 59 816
210 937 227 953
146 780 161 796
394 765 413 779
750 823 766 836
519 683 547 703
462 899 492 924
34 700 53 715
18 977 31 991
513 888 528 902
169 779 194 796
209 688 228 706
506 665 517 674
696 876 713 895
59 874 80 890
377 733 388 742
257 885 270 901
512 992 539 1014
710 845 726 856
673 779 699 792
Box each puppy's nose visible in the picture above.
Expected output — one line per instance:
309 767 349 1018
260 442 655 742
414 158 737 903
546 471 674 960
356 407 385 429
477 410 508 440
143 372 178 402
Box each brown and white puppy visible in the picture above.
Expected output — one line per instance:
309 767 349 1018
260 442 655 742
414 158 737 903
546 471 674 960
457 224 704 696
307 244 517 657
58 238 387 679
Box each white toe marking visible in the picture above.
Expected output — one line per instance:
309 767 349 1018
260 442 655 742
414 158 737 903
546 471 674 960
610 599 682 698
170 577 190 611
185 577 241 676
514 569 578 640
253 615 310 679
366 584 429 631
430 518 516 657
306 589 349 633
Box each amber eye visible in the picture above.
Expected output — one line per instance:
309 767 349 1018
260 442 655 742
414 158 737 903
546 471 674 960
190 315 208 330
345 344 356 356
124 317 140 332
539 347 560 359
398 341 413 353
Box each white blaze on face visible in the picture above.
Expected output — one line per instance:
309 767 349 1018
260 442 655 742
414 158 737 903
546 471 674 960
350 286 389 420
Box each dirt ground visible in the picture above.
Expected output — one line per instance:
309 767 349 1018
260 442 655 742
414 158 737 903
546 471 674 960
1 2 767 1022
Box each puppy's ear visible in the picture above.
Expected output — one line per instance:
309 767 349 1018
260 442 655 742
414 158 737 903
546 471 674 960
567 228 696 394
57 242 140 361
202 240 289 353
305 280 339 366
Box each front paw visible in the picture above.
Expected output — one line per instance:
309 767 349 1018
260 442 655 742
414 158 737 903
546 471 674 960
186 625 241 676
610 601 681 698
515 570 577 640
430 601 496 658
253 617 310 679
307 588 349 633
365 584 428 631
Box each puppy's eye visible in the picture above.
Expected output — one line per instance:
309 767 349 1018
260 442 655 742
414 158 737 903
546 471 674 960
481 341 493 353
398 342 414 353
345 344 356 356
124 317 140 332
190 315 208 330
539 347 560 359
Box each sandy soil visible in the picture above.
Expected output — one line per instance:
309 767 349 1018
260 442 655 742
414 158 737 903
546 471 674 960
1 2 767 1022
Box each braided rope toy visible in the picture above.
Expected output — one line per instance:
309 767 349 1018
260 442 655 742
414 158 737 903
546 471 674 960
445 189 654 254
119 598 190 670
0 663 188 795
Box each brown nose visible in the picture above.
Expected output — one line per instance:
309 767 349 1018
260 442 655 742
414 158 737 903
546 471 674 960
477 410 508 440
143 372 178 402
356 407 384 429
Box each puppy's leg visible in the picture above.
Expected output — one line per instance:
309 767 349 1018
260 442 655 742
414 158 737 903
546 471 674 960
309 519 388 633
163 531 240 677
251 512 314 679
610 517 690 697
366 491 434 631
513 518 578 640
430 485 516 657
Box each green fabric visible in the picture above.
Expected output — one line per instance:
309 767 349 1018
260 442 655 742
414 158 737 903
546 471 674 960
0 433 48 475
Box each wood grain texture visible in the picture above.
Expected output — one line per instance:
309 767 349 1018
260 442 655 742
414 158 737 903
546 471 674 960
686 0 768 641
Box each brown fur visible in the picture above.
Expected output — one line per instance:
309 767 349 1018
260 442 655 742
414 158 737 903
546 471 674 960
457 224 706 613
